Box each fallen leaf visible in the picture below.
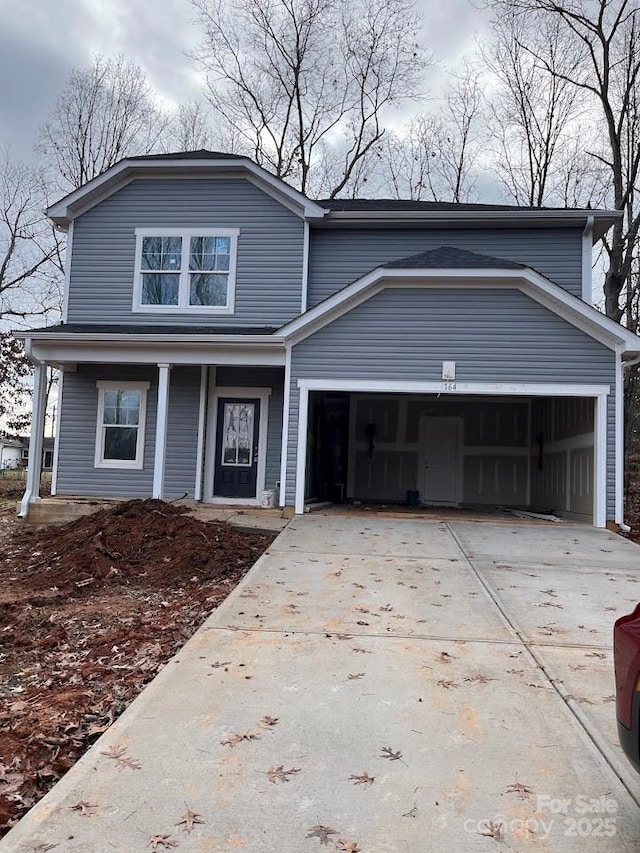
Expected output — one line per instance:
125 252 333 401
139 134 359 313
221 732 260 747
380 746 402 761
306 825 339 845
260 716 279 727
437 679 459 689
175 805 205 834
267 765 301 783
210 660 232 668
147 834 178 850
437 651 455 663
335 840 361 852
478 820 503 840
101 743 127 759
505 781 534 800
349 772 374 785
347 673 365 680
70 800 97 815
463 674 495 684
116 756 141 771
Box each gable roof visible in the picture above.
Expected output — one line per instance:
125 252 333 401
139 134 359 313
381 246 524 270
46 150 327 226
278 246 640 356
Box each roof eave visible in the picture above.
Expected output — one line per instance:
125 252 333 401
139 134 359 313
46 158 327 225
320 208 620 240
14 330 286 348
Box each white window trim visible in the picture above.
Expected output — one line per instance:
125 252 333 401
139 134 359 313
132 228 239 315
94 380 150 470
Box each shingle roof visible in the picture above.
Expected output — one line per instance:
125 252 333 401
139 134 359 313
382 246 525 270
317 198 572 212
125 149 249 162
28 323 278 336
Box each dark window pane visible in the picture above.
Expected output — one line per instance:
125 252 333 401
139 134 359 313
190 236 231 272
104 427 138 460
189 273 228 306
141 274 179 305
142 236 181 271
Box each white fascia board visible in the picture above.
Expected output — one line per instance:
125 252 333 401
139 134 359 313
27 340 286 367
47 159 327 225
322 208 621 229
279 265 640 353
15 330 284 346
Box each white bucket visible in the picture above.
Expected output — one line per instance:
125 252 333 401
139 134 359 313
261 490 274 509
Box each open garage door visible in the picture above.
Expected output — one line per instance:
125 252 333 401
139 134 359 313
304 391 600 524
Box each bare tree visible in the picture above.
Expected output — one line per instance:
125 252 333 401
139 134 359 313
188 0 430 197
482 11 586 206
38 54 168 190
484 0 640 327
378 63 484 202
0 150 63 325
166 99 213 152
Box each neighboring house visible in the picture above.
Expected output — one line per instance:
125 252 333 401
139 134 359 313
19 437 55 471
0 437 24 470
15 150 640 527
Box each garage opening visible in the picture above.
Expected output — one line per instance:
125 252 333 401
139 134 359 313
305 392 596 523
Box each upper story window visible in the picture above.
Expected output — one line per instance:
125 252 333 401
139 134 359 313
133 228 239 314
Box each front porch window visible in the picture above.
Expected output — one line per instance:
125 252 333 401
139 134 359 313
94 381 149 469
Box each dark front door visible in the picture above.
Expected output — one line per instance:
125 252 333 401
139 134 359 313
214 398 260 498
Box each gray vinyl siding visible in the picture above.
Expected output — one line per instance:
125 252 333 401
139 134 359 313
307 227 584 305
67 177 304 327
56 365 158 498
56 364 285 499
215 366 284 493
286 287 616 517
164 367 202 498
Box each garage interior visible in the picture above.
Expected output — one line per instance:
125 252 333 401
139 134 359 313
305 392 595 522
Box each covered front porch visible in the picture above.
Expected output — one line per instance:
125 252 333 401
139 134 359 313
16 328 286 516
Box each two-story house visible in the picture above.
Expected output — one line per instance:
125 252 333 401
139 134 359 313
16 150 640 527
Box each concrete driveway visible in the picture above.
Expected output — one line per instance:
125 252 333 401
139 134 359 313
3 514 640 852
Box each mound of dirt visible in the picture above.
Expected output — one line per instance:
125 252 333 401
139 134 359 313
5 498 269 595
0 501 274 835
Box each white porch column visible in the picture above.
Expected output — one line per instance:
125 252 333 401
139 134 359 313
18 363 47 517
152 363 171 499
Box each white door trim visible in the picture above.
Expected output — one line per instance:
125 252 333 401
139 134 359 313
203 385 272 506
418 416 463 506
294 378 610 526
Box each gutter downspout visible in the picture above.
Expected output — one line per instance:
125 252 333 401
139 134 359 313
18 339 47 519
619 352 640 532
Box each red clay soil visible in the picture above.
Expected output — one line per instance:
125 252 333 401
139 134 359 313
0 500 273 836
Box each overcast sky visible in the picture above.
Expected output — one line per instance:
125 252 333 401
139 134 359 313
0 0 490 154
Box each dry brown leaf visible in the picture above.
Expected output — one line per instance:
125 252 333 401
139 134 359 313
505 781 534 800
347 673 365 680
175 805 204 834
437 651 455 663
349 772 374 785
478 820 503 840
437 679 459 689
70 800 97 815
221 731 260 747
116 756 141 771
267 765 301 783
147 834 178 850
306 825 339 845
335 840 361 852
463 674 495 684
380 746 402 761
101 743 127 759
260 716 279 727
